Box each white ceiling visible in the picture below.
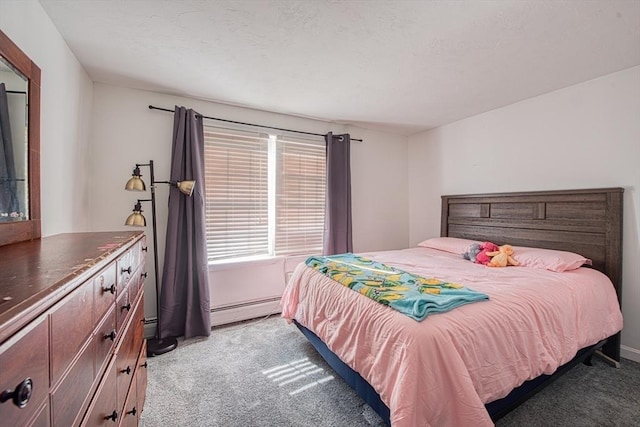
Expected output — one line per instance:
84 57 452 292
39 0 640 135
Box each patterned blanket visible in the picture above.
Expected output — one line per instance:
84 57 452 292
306 253 489 321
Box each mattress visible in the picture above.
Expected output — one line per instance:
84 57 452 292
280 247 623 427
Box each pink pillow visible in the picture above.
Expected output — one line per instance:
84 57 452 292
417 237 481 255
513 246 592 272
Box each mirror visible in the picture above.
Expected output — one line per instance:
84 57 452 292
1 56 29 222
0 30 41 246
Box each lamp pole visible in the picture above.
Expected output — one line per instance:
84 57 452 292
147 160 179 356
126 160 178 356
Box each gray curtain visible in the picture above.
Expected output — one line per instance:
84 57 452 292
158 106 211 339
323 132 352 255
0 83 19 218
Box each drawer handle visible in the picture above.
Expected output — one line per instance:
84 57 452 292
121 266 132 274
104 410 118 422
141 272 148 279
102 284 116 294
142 246 148 252
104 330 117 341
0 378 33 408
140 361 148 369
126 406 137 416
122 303 131 312
121 366 132 375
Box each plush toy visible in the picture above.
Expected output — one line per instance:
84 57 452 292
462 243 481 262
463 242 499 265
475 242 499 265
486 244 520 267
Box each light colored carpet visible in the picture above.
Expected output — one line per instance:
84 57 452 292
140 315 385 427
140 316 640 427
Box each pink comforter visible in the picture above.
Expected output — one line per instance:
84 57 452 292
280 247 623 427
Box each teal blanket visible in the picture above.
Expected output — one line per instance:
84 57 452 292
306 253 488 321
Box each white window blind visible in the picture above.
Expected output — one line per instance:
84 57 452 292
204 128 269 261
204 126 326 262
275 136 326 256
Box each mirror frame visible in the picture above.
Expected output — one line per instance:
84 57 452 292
0 29 41 246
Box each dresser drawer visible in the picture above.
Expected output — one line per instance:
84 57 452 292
133 294 145 351
119 384 138 427
135 340 148 419
50 339 95 427
0 315 49 427
129 238 146 276
81 359 119 427
115 338 137 418
95 263 117 321
116 289 132 333
117 251 134 296
50 278 95 385
128 269 145 310
94 305 117 377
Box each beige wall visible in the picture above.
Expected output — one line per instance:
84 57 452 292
408 66 640 361
0 0 94 235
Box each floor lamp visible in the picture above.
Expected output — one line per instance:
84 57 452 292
124 160 195 357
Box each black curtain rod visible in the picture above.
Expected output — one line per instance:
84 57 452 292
148 105 363 142
6 90 26 94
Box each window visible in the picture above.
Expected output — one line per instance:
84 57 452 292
204 126 326 262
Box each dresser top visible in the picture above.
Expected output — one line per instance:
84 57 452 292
0 231 143 341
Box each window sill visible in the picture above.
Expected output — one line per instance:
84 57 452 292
208 254 311 272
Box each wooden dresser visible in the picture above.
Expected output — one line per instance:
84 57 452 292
0 231 148 426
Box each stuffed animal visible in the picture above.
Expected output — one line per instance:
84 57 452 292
475 242 499 265
486 244 520 267
462 243 481 262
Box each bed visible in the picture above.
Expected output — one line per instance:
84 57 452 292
280 188 624 426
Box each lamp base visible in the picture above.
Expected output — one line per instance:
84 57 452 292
147 336 178 357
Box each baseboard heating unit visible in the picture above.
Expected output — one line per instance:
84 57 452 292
210 297 282 326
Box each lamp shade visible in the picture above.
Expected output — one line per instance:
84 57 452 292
125 201 146 227
176 180 196 196
125 166 146 191
125 211 146 227
125 176 146 191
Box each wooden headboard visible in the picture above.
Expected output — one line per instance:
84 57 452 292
441 188 624 359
